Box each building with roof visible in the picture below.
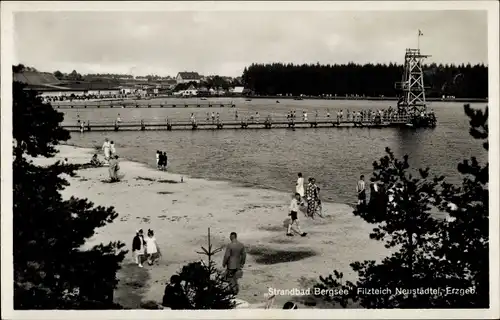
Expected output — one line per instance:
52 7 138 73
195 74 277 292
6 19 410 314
14 70 122 98
176 72 201 84
61 82 121 96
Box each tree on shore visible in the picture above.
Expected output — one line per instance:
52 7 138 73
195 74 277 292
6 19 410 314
13 67 127 309
53 70 64 80
242 62 488 98
162 228 235 309
313 103 489 308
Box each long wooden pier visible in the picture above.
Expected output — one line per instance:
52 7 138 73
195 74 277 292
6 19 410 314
51 102 236 109
63 116 413 132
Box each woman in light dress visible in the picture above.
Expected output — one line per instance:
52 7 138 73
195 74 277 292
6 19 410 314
144 229 161 266
102 138 111 163
296 172 305 197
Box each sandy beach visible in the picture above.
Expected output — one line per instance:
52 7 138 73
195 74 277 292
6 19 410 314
32 145 390 309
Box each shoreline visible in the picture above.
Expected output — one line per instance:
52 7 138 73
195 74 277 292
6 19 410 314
51 96 489 104
61 142 352 207
32 144 391 309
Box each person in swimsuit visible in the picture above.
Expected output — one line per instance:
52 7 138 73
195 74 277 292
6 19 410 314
287 193 307 237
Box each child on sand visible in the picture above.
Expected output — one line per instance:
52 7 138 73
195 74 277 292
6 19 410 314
287 193 307 237
90 154 102 167
144 229 162 266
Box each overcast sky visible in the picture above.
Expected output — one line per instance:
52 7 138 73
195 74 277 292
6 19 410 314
13 10 487 77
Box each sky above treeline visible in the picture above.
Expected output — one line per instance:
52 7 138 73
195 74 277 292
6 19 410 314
14 10 487 77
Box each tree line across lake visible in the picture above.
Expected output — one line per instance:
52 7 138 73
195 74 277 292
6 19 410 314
241 62 488 99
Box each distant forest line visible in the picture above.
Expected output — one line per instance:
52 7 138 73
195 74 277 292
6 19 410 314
241 63 488 99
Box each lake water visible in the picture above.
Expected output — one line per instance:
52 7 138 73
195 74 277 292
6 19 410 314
65 98 488 205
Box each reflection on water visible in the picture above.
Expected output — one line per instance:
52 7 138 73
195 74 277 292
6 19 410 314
66 99 487 204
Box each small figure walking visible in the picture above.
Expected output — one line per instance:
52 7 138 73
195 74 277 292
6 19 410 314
305 178 319 219
108 155 121 182
296 172 305 198
156 150 161 169
223 232 246 295
287 193 307 237
132 229 145 268
102 138 111 163
357 175 367 207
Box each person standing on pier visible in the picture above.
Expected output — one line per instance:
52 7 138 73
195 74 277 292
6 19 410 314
255 112 260 123
206 112 210 122
357 175 367 207
305 178 319 219
216 112 220 123
117 114 122 123
303 111 308 122
80 121 85 133
102 138 111 164
287 193 308 237
235 110 238 120
190 113 196 124
211 112 215 123
326 110 330 118
223 232 246 295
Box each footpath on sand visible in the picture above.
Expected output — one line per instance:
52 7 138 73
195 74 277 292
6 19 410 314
32 145 390 308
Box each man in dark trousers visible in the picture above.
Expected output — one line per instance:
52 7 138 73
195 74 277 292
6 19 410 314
222 232 246 295
132 229 145 267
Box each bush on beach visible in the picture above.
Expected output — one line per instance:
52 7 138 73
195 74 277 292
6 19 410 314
12 65 127 309
313 104 489 308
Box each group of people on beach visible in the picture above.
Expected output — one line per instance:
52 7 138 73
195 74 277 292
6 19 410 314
356 174 389 217
132 229 162 268
101 138 117 163
156 151 168 170
285 173 325 237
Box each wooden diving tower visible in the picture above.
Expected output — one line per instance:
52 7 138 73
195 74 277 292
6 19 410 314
395 48 436 128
